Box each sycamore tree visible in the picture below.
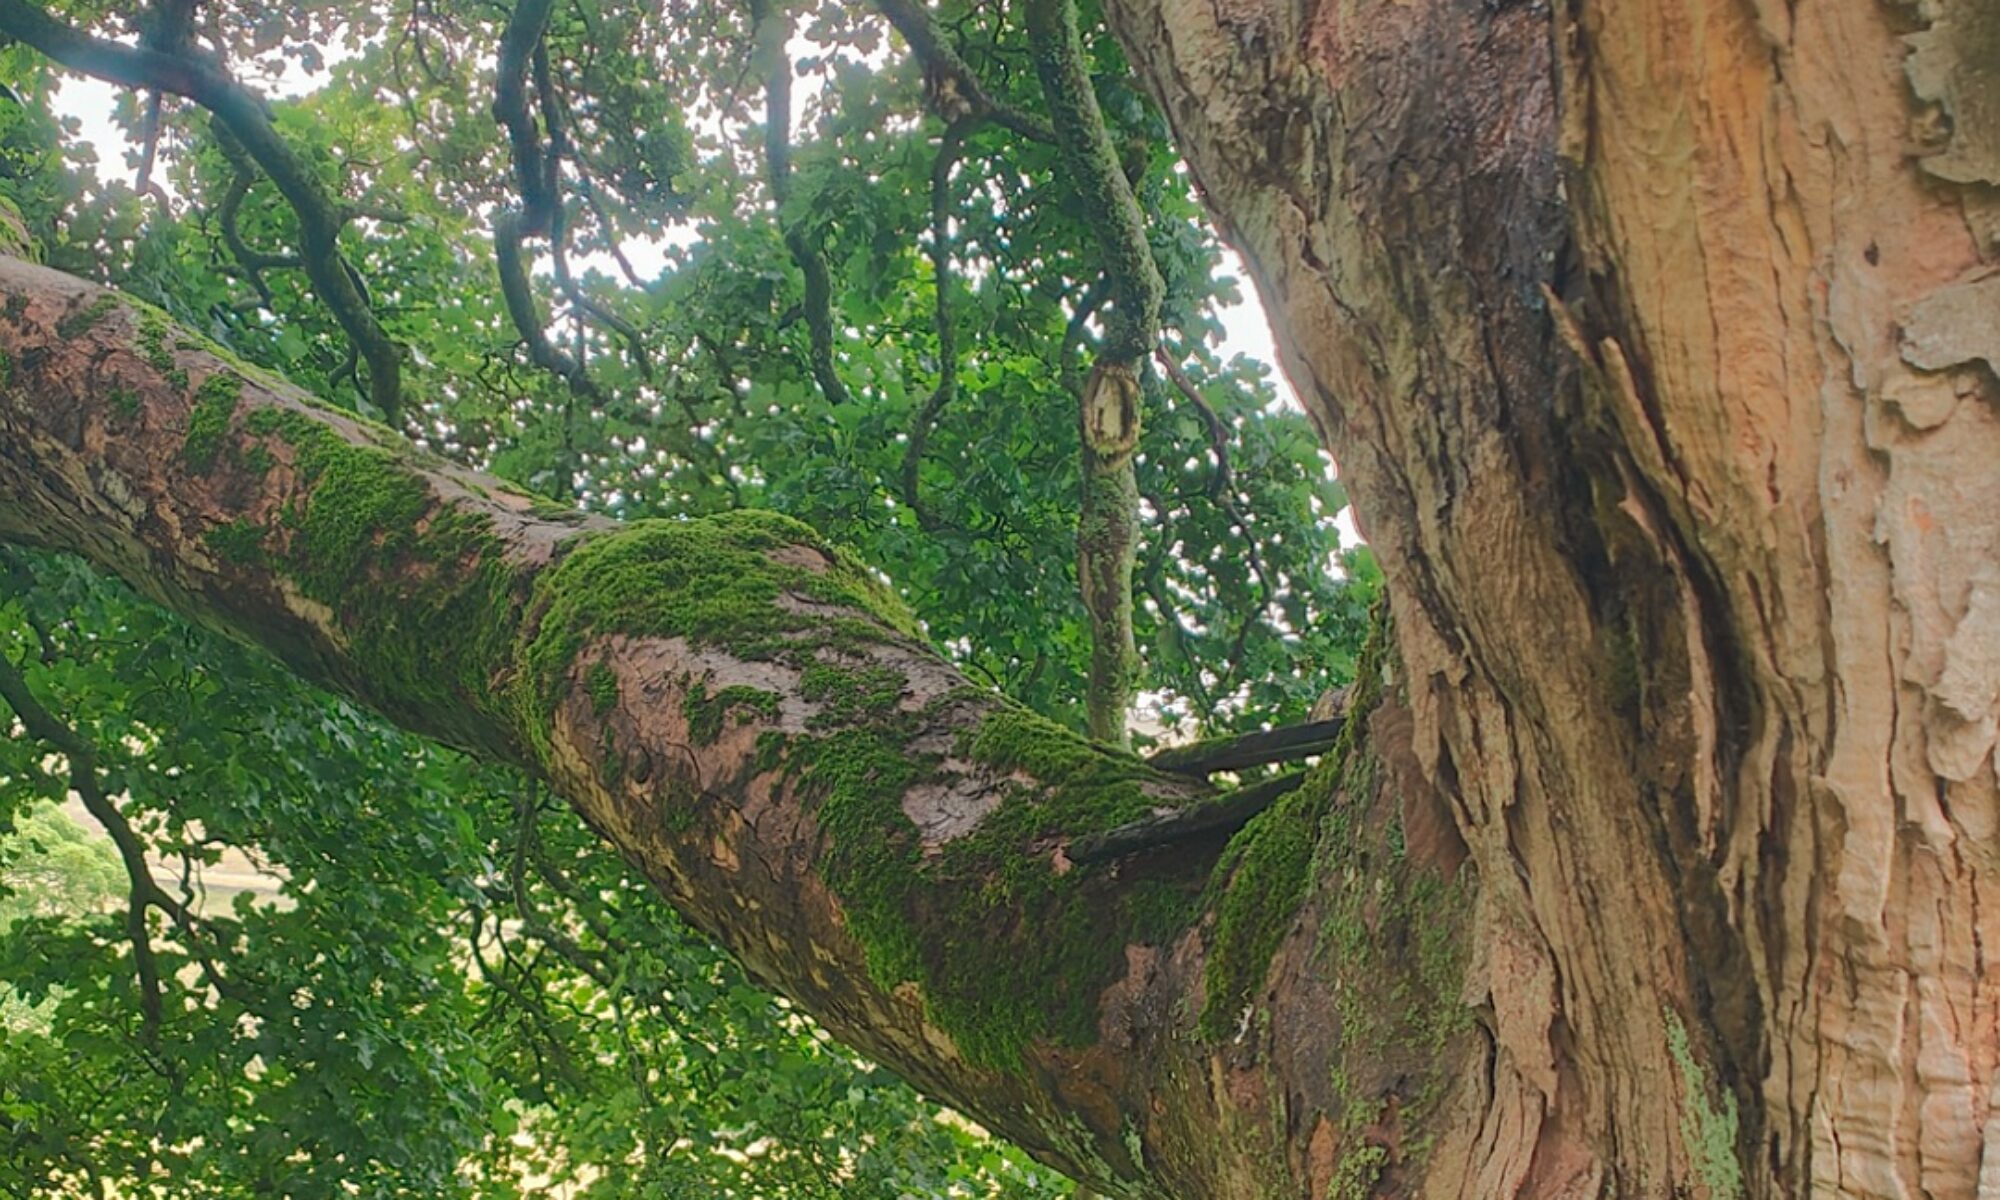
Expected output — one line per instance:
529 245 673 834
2 0 1995 1197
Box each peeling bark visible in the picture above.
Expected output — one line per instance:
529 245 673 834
8 0 1992 1191
1103 0 2000 1193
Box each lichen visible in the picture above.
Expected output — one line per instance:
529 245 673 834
1665 1009 1744 1199
183 373 242 472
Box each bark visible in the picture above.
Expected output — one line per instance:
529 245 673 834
0 256 1473 1198
1101 0 2000 1193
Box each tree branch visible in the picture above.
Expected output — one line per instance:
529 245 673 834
0 256 1245 1193
751 0 852 408
870 0 1054 143
900 116 977 529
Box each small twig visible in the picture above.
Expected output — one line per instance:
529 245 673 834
1069 772 1307 863
1145 717 1346 776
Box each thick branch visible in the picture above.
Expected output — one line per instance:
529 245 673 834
0 256 1235 1194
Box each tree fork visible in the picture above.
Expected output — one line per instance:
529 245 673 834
0 255 1477 1198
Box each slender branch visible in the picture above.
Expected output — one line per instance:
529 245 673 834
752 0 852 408
1155 348 1234 499
870 0 1054 143
0 647 168 1037
1146 717 1346 775
491 0 607 405
1069 772 1306 863
901 116 977 529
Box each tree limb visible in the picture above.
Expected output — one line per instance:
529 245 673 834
751 0 853 408
0 256 1241 1193
900 116 977 529
870 0 1054 143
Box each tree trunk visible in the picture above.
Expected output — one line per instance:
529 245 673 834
0 0 1995 1194
1102 0 2000 1194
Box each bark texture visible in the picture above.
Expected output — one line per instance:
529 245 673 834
1102 0 2000 1193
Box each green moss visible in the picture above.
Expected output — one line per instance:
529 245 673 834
1665 1010 1744 1199
512 510 919 734
241 442 274 474
779 701 1182 1069
684 680 781 745
138 308 189 391
108 385 140 419
0 347 12 387
203 518 267 566
586 661 619 716
183 373 242 472
238 405 519 724
55 293 118 340
1198 603 1391 1038
800 661 903 726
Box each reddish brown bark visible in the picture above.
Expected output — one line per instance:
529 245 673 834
1104 0 2000 1193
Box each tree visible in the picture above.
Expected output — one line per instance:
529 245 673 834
0 1 1989 1199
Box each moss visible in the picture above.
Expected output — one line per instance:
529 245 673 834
183 373 242 472
753 729 789 775
512 510 919 735
586 661 619 716
238 405 520 724
55 293 118 340
203 518 267 566
108 385 140 419
138 308 189 391
779 700 1181 1069
241 442 275 474
684 680 781 745
0 347 12 387
1665 1010 1744 1199
799 661 903 726
1198 602 1391 1038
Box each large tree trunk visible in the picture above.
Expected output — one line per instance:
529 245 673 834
1102 0 2000 1194
0 0 1995 1195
